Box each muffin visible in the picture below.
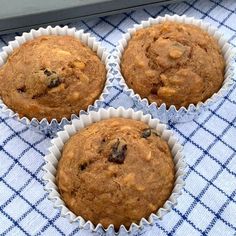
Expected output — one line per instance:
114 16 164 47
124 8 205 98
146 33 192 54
56 117 175 229
0 35 106 121
121 21 225 109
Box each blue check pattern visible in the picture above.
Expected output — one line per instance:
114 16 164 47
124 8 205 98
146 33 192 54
0 0 236 235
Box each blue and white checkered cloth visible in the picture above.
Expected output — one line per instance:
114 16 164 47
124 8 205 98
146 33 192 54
0 0 236 235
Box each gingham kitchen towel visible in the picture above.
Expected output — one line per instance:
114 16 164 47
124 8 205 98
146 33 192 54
0 0 236 235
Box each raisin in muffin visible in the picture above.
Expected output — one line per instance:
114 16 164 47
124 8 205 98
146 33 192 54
0 35 106 121
56 118 175 229
121 21 225 109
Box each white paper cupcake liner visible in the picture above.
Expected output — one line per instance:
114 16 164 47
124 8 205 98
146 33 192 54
107 14 236 123
0 25 111 136
43 107 186 236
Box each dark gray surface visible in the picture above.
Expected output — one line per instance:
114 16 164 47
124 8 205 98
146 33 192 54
0 0 183 34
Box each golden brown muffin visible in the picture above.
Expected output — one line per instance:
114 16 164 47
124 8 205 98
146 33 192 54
0 35 106 121
56 118 175 229
121 22 225 109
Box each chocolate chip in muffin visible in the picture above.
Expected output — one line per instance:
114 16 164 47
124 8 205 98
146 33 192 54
141 128 152 138
150 82 163 95
17 86 26 93
44 68 53 76
42 68 62 88
80 162 88 171
48 77 61 88
141 128 160 138
108 138 127 164
150 84 158 95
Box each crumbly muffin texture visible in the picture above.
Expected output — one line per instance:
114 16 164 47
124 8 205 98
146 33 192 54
0 35 106 121
56 118 175 229
121 22 225 109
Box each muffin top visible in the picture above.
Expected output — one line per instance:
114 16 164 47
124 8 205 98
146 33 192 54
56 118 175 229
121 22 225 109
0 35 106 121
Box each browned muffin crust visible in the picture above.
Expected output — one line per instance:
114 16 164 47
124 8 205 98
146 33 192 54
0 35 106 121
121 22 225 109
56 118 175 229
